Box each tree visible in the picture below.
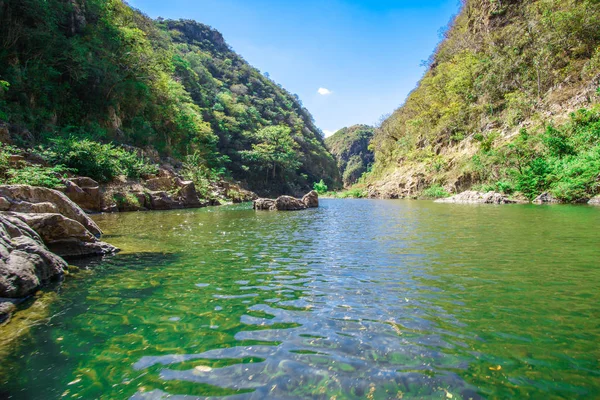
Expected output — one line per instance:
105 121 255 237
241 125 301 181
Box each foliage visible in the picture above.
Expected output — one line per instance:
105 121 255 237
313 179 328 194
40 137 157 183
241 126 301 182
0 0 340 194
421 184 450 199
370 0 600 202
4 165 67 188
465 107 600 201
325 125 374 187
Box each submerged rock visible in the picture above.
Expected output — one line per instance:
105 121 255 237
254 191 320 211
435 191 521 204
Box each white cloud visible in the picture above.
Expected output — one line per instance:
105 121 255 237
317 87 332 96
323 130 335 137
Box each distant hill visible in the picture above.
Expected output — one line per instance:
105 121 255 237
0 0 340 195
325 125 374 187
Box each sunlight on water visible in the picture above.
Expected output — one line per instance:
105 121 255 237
1 200 599 399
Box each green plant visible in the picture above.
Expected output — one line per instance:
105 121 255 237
421 184 450 199
41 137 157 182
5 165 68 188
313 179 328 194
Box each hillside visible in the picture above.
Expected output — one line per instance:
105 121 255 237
325 125 374 187
0 0 340 196
368 0 600 202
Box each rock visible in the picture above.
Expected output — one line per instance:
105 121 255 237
0 215 67 299
302 191 319 208
533 192 561 204
275 196 307 211
435 191 521 204
6 213 96 244
145 177 173 191
175 179 203 208
148 191 183 210
47 239 118 258
253 198 276 210
0 197 10 211
589 196 600 206
0 185 102 237
254 192 319 211
62 178 103 212
4 212 118 258
0 301 16 324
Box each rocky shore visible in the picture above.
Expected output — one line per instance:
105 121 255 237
0 185 117 324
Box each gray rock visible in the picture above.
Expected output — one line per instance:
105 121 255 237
62 178 103 212
0 301 16 324
435 191 520 204
0 185 102 237
533 192 561 204
254 192 319 211
588 196 600 206
302 191 319 208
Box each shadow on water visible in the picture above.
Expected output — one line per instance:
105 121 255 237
1 200 599 399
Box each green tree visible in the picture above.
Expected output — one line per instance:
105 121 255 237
241 126 301 181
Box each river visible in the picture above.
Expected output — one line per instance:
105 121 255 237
1 199 599 399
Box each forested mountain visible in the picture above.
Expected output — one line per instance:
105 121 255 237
0 0 340 194
369 0 600 202
325 125 374 187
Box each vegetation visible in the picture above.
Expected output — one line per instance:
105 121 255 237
313 180 328 194
325 125 374 187
370 0 600 203
40 137 157 183
466 107 600 201
0 0 340 194
421 184 450 199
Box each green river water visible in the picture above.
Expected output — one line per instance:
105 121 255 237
1 199 599 399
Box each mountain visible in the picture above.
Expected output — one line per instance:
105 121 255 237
0 0 340 195
325 125 374 187
368 0 600 202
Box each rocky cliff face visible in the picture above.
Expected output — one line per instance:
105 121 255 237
325 125 374 187
0 185 117 323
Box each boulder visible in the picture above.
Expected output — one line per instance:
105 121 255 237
0 185 102 237
302 191 319 208
4 212 117 258
148 191 183 210
435 191 520 204
275 196 307 211
62 178 103 212
533 192 561 204
589 196 600 206
254 192 319 211
174 179 203 208
0 215 67 299
253 198 276 211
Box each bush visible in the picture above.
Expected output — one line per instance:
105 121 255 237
41 138 157 182
421 184 450 199
4 165 67 188
313 179 328 194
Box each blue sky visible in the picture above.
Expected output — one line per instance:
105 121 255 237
127 0 460 136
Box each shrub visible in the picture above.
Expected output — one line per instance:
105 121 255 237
5 165 68 188
41 137 157 182
421 184 450 199
313 179 328 194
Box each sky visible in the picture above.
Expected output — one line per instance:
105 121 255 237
127 0 461 136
